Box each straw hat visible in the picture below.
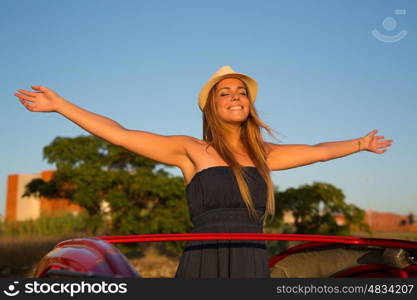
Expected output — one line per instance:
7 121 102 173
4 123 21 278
198 65 258 111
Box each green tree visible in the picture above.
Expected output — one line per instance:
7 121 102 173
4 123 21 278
275 182 370 235
23 135 192 253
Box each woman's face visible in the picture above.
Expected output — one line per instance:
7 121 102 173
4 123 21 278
213 77 250 125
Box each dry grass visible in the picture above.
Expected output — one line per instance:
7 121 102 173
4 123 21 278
352 231 417 242
0 234 87 278
128 245 180 278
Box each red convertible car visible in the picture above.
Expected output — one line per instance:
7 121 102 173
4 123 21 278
33 233 417 278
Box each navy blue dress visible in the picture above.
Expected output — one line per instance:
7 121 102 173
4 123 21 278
175 166 270 278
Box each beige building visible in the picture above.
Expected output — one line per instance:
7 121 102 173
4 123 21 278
5 170 83 221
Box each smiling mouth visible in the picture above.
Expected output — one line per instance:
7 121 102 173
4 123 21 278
228 105 244 111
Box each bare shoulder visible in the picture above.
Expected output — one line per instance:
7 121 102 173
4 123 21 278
169 134 199 156
171 134 197 145
263 141 275 151
183 136 211 150
178 135 204 150
173 136 208 185
172 134 202 166
116 130 198 168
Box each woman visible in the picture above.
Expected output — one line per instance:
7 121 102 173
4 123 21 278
14 65 393 278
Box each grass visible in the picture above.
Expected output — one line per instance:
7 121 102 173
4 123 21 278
127 243 180 278
0 212 103 236
0 234 86 277
0 212 107 277
351 231 417 242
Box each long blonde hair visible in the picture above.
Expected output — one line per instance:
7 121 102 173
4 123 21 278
202 77 281 224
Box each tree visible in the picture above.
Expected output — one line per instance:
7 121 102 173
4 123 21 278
275 182 370 235
23 135 192 253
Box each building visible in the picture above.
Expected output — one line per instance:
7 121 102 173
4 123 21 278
282 210 417 232
364 210 417 232
5 170 83 221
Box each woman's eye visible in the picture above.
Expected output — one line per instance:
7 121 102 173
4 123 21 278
220 93 246 96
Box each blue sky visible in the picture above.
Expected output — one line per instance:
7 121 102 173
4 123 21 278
1 0 416 216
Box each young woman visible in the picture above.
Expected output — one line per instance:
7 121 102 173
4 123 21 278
14 66 393 278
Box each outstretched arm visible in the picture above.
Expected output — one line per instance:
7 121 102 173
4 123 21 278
14 86 191 167
318 129 393 161
265 129 393 171
15 86 126 146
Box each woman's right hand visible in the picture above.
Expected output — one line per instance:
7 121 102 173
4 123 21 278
14 86 64 113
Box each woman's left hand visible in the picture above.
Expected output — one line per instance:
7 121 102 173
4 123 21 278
361 129 393 154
